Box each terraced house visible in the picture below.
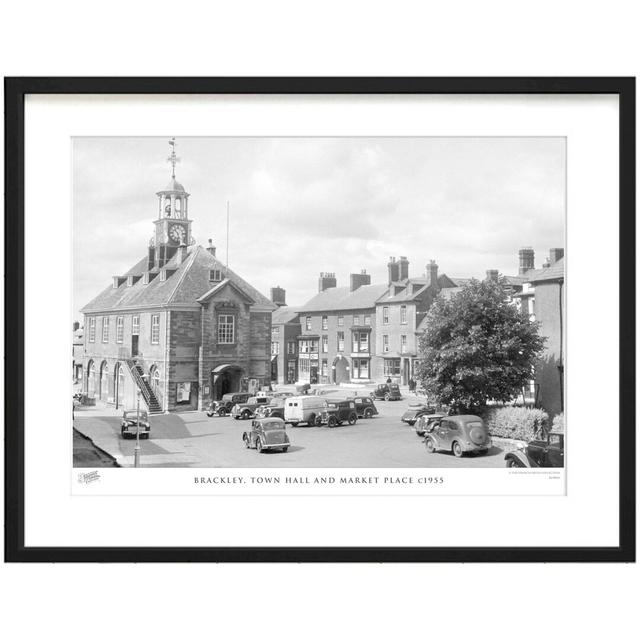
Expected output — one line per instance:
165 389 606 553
80 141 275 413
296 258 458 385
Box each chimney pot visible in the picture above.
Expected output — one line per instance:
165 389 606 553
518 247 535 274
207 239 216 256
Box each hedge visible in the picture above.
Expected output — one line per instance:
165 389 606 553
481 406 549 441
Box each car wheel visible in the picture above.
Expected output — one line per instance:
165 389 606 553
348 413 357 425
233 415 240 420
364 408 373 419
505 458 521 468
243 434 251 448
242 410 251 420
206 412 213 417
384 394 390 401
291 422 298 428
407 420 415 426
425 438 436 453
308 413 316 427
218 407 227 417
281 447 289 453
256 438 264 453
328 416 338 428
452 441 463 458
121 427 126 437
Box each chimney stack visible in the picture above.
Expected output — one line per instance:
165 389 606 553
270 286 287 307
350 269 371 292
518 247 535 275
398 256 409 281
318 272 337 292
387 257 400 284
425 260 439 288
549 247 564 264
486 269 499 282
207 238 216 256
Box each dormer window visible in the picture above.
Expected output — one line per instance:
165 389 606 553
209 269 223 282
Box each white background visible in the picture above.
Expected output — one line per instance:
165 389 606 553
1 2 638 640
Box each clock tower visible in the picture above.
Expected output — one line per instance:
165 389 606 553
149 138 193 269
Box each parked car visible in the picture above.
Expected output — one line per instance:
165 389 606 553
242 417 290 453
414 413 446 436
371 383 402 401
348 396 379 419
424 415 491 457
255 397 286 420
284 395 328 427
504 430 564 468
231 396 272 420
121 409 150 439
206 392 252 417
401 402 437 426
320 400 358 427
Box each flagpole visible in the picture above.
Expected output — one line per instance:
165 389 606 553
226 200 229 275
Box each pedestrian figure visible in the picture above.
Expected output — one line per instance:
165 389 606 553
386 377 392 384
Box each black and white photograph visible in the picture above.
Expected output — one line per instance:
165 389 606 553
72 135 566 472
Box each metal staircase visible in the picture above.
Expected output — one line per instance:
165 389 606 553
126 359 162 414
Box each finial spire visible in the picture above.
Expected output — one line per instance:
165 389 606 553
167 137 180 179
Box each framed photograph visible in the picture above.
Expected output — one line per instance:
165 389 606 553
4 77 635 562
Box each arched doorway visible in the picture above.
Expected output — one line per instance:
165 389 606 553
211 364 244 400
87 360 96 397
114 363 125 409
333 356 350 384
150 366 161 396
99 361 109 400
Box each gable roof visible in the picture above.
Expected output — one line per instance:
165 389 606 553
299 284 388 313
196 278 256 305
81 245 275 313
526 257 565 284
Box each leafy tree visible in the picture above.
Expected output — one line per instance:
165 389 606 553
415 277 545 413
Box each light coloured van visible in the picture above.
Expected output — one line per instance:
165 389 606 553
284 396 328 426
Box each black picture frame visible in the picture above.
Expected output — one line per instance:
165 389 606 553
4 77 635 563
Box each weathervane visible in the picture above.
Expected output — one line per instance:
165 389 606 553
167 137 180 178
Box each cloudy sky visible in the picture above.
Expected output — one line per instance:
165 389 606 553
73 136 565 318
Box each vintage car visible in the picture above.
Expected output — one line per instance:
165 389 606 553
206 392 252 417
424 415 491 457
348 396 379 419
242 417 290 453
121 409 151 439
284 396 328 427
401 402 438 426
231 395 272 420
414 413 446 436
254 397 286 420
504 430 564 468
320 400 358 427
371 383 402 401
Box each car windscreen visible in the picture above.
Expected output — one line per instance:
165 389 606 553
389 385 399 390
264 422 285 430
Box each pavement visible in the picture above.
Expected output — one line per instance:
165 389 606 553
73 394 507 468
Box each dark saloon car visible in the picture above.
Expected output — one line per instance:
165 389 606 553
348 396 379 419
207 392 252 417
401 402 437 426
414 413 446 436
424 415 491 457
242 418 290 453
121 409 150 439
231 396 272 420
371 383 402 401
254 397 286 420
504 430 564 468
321 400 358 427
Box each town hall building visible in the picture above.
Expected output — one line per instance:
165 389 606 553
80 140 275 413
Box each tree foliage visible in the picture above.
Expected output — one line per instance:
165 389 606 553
415 278 545 412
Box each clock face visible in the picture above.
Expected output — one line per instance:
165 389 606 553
168 224 186 244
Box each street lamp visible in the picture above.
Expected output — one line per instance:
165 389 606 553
134 374 149 469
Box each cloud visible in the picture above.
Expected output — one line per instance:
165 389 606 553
73 137 565 315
